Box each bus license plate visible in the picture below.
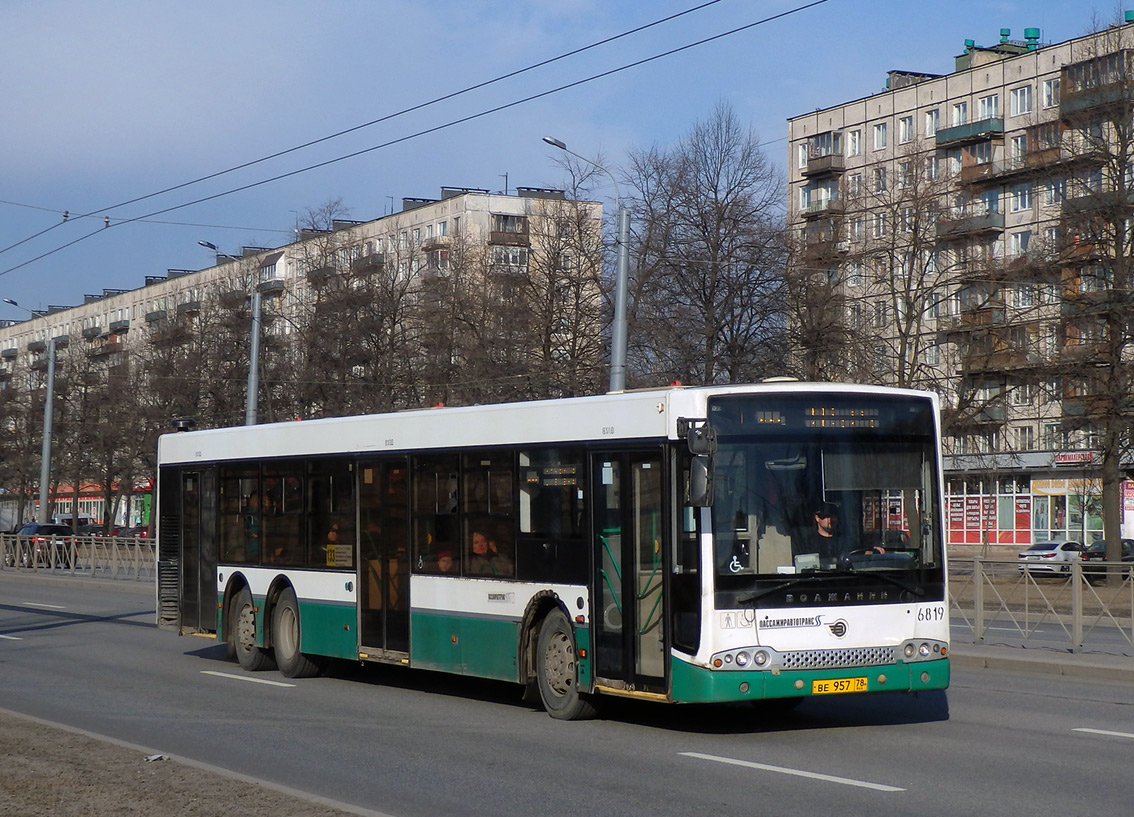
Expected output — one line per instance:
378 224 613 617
812 677 867 694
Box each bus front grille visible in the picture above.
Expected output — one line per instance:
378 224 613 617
779 646 896 671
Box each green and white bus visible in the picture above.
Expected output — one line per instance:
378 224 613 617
156 382 949 719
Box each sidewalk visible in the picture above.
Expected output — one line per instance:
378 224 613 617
949 640 1134 682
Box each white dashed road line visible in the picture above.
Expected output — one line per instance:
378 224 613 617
22 602 66 609
1074 727 1134 741
200 670 296 688
681 751 906 791
0 634 22 641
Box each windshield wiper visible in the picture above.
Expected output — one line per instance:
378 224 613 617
736 569 925 606
736 573 849 606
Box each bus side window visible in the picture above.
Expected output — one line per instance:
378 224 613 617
413 455 459 574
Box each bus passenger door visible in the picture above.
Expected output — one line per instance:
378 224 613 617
591 452 667 694
358 460 410 656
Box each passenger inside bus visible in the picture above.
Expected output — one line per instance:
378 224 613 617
467 529 513 576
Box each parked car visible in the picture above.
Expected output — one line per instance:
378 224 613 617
13 523 76 568
1017 540 1084 574
1081 539 1134 579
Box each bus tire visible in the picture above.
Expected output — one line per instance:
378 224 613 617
232 587 274 672
536 609 597 720
272 588 324 678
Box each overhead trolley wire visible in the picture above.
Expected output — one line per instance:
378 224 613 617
0 0 732 258
0 0 831 280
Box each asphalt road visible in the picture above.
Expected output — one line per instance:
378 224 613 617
1 573 1132 817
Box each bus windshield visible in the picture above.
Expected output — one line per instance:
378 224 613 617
707 393 942 585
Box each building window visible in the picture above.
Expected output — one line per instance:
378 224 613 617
1010 85 1033 116
925 109 939 137
492 214 527 234
1010 184 1033 212
978 94 999 120
873 122 888 150
952 101 969 126
1043 78 1061 108
1009 230 1032 255
847 172 862 196
898 160 912 187
847 129 862 156
873 167 887 193
1010 134 1027 164
438 220 447 236
847 261 863 287
924 344 940 365
926 156 939 180
872 212 888 238
797 144 808 169
1014 426 1035 451
492 245 528 269
898 115 914 144
1044 178 1065 206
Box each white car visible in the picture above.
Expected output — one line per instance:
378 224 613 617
1017 540 1084 574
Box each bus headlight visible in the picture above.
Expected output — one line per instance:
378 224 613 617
735 651 750 667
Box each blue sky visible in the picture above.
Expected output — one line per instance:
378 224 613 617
0 0 1106 314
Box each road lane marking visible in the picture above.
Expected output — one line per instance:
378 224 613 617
1074 728 1134 741
0 634 22 641
200 670 295 688
680 752 905 791
22 602 66 609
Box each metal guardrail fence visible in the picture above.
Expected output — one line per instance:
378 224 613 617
949 557 1134 653
4 537 1131 654
0 534 156 582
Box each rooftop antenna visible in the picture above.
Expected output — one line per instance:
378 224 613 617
500 173 509 195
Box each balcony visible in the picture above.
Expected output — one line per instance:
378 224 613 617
176 300 201 316
1 347 17 360
81 326 102 339
145 309 167 323
351 253 384 273
489 230 530 247
306 265 336 286
92 339 124 357
948 404 1008 427
26 340 46 353
937 206 1004 238
962 348 1040 374
109 319 130 333
1060 51 1134 118
256 278 285 296
935 117 1004 146
802 152 847 177
801 198 844 220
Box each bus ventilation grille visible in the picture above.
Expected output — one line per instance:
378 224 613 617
779 646 895 671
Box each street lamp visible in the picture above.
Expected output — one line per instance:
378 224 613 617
200 242 259 425
542 136 631 393
2 298 57 523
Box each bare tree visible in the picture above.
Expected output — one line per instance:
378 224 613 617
626 103 787 386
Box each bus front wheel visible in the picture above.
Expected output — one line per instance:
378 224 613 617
231 587 275 671
272 588 324 678
536 609 597 720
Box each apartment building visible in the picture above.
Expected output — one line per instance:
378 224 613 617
787 18 1134 548
0 186 602 525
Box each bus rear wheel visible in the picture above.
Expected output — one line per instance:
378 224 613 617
272 588 324 678
536 609 597 720
231 587 275 671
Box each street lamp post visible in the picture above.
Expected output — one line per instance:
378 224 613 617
2 298 57 523
200 242 259 425
542 136 630 393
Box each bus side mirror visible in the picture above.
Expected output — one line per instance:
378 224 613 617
689 455 713 507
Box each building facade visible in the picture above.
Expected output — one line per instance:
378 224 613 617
0 186 603 526
787 19 1134 549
